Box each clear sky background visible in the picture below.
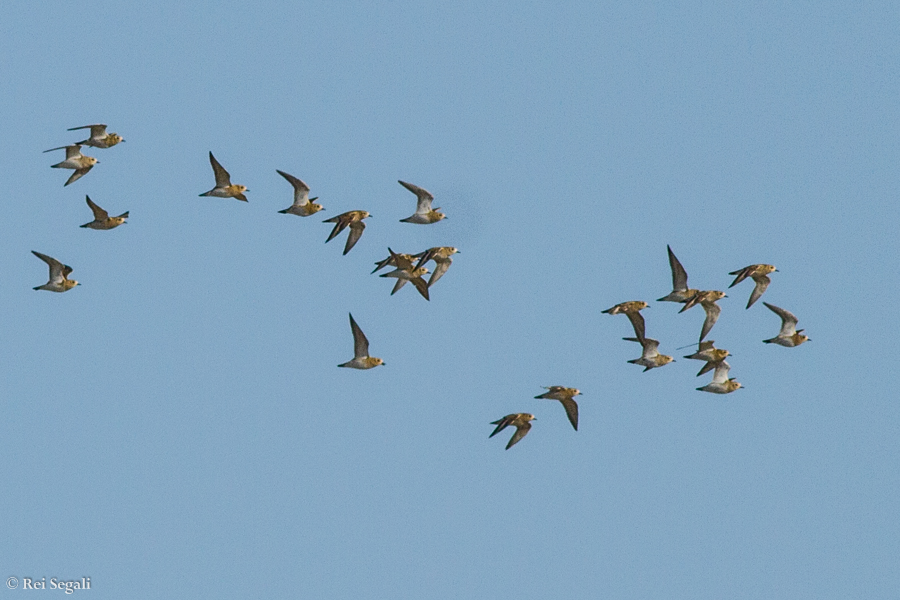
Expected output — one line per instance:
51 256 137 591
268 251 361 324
1 1 898 598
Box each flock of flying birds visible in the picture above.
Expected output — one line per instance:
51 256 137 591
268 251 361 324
492 246 811 449
35 124 810 451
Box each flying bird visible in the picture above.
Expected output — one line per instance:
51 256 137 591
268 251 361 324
413 246 459 288
323 210 370 255
696 360 742 394
80 196 128 230
43 144 97 186
534 386 581 431
372 251 417 274
67 124 123 148
658 245 699 303
489 413 536 450
728 264 777 308
762 302 810 347
683 340 731 377
338 313 384 369
378 248 430 300
679 290 726 342
276 170 324 216
602 301 649 341
398 180 446 224
623 337 675 371
32 251 79 292
199 152 248 201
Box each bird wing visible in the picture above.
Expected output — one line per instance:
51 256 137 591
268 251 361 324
389 278 408 295
506 421 532 449
414 247 436 265
65 167 92 186
208 152 232 187
667 245 689 291
409 276 430 301
626 311 646 341
711 360 731 384
641 337 661 358
324 214 350 243
387 248 414 270
427 259 451 287
489 415 514 437
65 145 83 159
696 360 718 377
67 124 107 137
32 251 66 283
763 302 798 336
728 265 753 288
560 398 579 431
372 254 395 274
349 313 370 358
679 292 703 313
276 170 310 206
343 220 366 254
85 196 108 220
746 275 771 309
399 180 434 214
699 302 721 342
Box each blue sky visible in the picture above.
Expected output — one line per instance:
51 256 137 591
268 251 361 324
2 1 898 598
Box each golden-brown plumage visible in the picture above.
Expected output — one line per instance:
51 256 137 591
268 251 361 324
489 413 536 449
534 386 581 431
602 300 649 341
80 196 128 230
323 210 370 255
728 264 777 308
